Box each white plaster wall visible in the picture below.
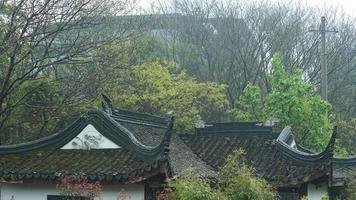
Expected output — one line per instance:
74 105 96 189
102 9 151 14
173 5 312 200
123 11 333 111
307 182 329 200
0 182 144 200
61 124 120 149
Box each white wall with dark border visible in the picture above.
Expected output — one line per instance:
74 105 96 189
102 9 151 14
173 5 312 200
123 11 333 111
0 182 144 200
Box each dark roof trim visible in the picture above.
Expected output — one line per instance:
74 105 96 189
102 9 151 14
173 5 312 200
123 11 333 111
276 126 337 161
0 110 174 159
111 116 167 129
195 122 272 135
333 156 356 164
112 109 166 126
0 117 86 155
100 94 167 127
331 128 356 164
332 147 356 165
296 144 315 154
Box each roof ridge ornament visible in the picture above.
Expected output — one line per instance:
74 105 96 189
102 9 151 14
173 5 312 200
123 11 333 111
276 126 339 161
101 93 113 115
326 126 338 158
163 111 174 155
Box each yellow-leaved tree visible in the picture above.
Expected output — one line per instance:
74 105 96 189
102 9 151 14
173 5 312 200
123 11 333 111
103 60 228 132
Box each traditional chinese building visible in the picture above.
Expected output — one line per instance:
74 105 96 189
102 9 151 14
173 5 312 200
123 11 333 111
0 100 355 200
0 108 174 200
182 123 354 200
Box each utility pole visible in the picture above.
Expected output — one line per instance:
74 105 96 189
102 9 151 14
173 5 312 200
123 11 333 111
309 16 338 101
353 74 356 118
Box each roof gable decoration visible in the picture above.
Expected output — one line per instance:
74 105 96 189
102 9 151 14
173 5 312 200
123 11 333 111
60 124 121 150
0 109 175 159
101 93 113 115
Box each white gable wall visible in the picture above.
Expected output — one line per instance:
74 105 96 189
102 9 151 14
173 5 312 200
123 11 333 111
0 182 144 200
307 182 329 200
61 124 120 149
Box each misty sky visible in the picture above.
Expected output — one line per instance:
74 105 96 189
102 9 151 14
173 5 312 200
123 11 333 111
137 0 356 17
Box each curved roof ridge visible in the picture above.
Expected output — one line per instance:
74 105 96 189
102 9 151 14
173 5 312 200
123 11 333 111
90 110 174 158
195 121 272 135
111 115 167 129
101 93 166 123
333 156 356 164
0 109 174 159
0 117 86 154
276 126 336 161
333 148 356 164
112 108 166 124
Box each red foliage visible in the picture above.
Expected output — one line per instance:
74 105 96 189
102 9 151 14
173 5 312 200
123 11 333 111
56 174 102 200
156 190 175 200
117 189 132 200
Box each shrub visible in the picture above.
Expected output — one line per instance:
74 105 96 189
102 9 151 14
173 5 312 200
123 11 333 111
167 176 224 200
218 150 277 200
164 149 277 200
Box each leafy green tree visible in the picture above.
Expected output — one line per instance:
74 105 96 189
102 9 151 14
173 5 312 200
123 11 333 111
0 0 135 144
266 54 332 151
3 77 93 143
229 84 265 122
104 60 228 132
92 33 231 129
94 33 170 70
230 54 332 151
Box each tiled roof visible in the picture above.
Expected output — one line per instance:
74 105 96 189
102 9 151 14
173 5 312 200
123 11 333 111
179 124 335 187
111 109 216 178
0 108 173 183
168 135 217 178
0 149 167 182
118 122 166 147
111 108 168 147
332 156 356 186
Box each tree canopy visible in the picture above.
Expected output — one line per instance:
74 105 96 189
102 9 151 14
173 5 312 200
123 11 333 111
230 54 332 151
103 60 228 132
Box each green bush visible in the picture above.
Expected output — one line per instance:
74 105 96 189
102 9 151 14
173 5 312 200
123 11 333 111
168 177 225 200
218 150 277 200
166 149 277 200
222 166 275 200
